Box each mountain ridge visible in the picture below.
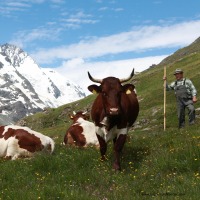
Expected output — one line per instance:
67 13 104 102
0 43 86 124
160 36 200 66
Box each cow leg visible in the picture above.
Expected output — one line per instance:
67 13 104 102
5 140 19 160
11 154 20 160
113 134 127 171
96 134 107 161
113 137 117 144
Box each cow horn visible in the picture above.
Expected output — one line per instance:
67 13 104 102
88 72 102 83
119 68 135 83
73 111 76 115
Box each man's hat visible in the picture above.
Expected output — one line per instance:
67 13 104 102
174 68 183 75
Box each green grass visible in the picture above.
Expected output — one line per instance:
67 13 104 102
0 126 199 200
1 52 200 199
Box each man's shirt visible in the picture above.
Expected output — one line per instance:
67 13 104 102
166 78 197 97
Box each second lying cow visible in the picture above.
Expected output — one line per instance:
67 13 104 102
64 111 99 147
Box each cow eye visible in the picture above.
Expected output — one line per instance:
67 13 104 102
117 91 122 97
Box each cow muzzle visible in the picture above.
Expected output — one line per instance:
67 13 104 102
109 108 119 115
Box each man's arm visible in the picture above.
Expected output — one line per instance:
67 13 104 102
187 79 197 103
163 76 175 91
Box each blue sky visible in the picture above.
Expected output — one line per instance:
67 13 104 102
1 0 200 93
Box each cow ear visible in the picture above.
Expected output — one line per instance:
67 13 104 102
123 84 135 94
88 85 101 94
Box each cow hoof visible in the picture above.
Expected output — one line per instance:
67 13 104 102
100 155 108 161
4 156 12 160
112 163 121 171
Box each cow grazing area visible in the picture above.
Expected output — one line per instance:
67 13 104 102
1 49 200 199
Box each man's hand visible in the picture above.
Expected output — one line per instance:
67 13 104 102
193 96 197 103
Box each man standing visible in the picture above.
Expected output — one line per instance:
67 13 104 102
164 68 197 128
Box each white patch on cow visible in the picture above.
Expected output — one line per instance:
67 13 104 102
0 138 9 157
7 137 32 160
0 136 32 160
100 117 109 126
74 117 99 145
96 125 128 143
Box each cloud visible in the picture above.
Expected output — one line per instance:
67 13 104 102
31 20 200 65
99 7 108 11
0 1 31 16
60 11 99 29
9 9 98 47
33 19 200 94
9 27 62 48
0 0 62 17
113 8 124 12
99 6 124 12
54 55 167 94
51 0 65 3
0 0 41 11
5 2 30 8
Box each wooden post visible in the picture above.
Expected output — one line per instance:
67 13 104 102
164 66 166 131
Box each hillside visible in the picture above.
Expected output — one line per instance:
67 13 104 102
1 38 200 199
160 36 200 65
18 45 200 133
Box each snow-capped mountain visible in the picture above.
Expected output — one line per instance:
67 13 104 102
0 44 86 124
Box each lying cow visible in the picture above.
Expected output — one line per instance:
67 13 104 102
0 125 55 160
88 68 139 170
64 111 99 147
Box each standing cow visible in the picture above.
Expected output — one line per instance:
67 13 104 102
88 68 139 170
0 125 55 160
64 111 99 147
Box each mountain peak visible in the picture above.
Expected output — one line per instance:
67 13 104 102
0 43 27 67
0 44 86 124
1 43 25 55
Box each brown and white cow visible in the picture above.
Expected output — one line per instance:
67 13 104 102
64 111 99 147
0 125 55 160
88 68 139 170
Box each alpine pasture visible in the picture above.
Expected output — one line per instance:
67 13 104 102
0 51 200 199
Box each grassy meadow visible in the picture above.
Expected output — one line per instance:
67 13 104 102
0 52 200 200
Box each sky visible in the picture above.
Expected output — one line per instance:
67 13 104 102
1 0 200 94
